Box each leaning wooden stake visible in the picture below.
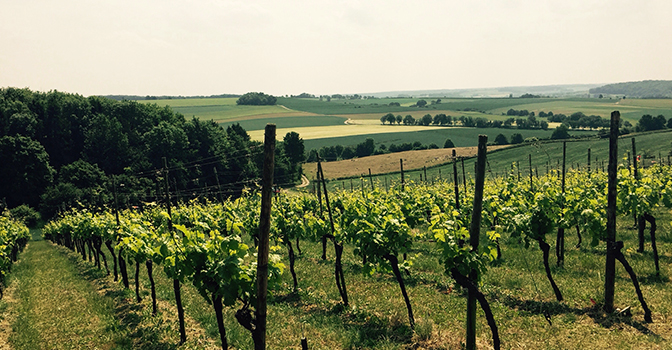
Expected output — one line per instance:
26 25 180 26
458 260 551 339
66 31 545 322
400 159 405 191
466 135 496 350
254 124 276 350
318 155 348 306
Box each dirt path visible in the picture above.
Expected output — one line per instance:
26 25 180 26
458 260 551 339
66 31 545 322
296 174 310 188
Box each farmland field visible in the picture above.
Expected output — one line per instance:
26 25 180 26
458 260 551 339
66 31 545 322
314 129 672 186
220 115 348 131
139 97 316 123
140 97 672 158
296 127 595 151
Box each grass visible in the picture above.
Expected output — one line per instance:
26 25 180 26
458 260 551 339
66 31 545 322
139 98 313 123
4 239 121 349
298 127 594 151
1 231 220 349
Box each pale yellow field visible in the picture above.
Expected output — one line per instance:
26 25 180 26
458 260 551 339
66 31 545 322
248 124 435 141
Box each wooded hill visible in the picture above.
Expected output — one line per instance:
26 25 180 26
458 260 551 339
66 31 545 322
590 80 672 98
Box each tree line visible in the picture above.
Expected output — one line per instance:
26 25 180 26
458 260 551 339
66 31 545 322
0 88 304 220
380 113 551 130
306 138 442 162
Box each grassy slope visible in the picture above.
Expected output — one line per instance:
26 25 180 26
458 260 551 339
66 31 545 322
299 127 594 151
312 130 672 186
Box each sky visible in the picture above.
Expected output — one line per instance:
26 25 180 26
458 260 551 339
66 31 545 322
1 0 671 97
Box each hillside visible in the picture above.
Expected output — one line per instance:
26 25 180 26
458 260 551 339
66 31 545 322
590 80 672 98
303 145 508 179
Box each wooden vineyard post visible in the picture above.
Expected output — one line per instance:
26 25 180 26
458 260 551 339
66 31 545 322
214 167 224 203
557 141 566 266
632 138 639 180
467 135 489 350
587 148 591 175
400 159 405 191
528 154 533 191
317 156 327 260
631 138 639 228
604 112 619 313
254 124 276 350
604 113 652 322
316 168 323 215
452 150 460 210
162 158 187 344
461 157 467 195
369 168 374 191
423 166 427 184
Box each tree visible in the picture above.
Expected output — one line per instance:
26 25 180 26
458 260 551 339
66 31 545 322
444 139 455 148
236 92 276 105
636 114 666 131
283 132 305 164
510 133 524 144
494 134 508 145
396 115 402 125
7 112 38 138
421 114 433 126
0 135 55 208
551 124 570 140
540 121 549 130
386 113 397 125
403 115 415 125
355 138 375 157
416 99 427 108
382 113 395 125
83 114 130 174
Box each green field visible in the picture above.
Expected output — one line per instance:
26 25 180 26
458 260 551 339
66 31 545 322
276 97 562 116
139 97 308 123
300 127 595 151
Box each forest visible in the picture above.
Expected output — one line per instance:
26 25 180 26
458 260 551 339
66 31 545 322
0 88 304 220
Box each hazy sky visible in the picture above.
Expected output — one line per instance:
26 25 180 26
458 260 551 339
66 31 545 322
2 0 671 96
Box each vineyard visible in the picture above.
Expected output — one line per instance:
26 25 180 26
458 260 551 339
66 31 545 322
2 121 672 349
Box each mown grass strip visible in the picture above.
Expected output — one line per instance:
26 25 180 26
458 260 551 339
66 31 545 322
7 239 120 349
